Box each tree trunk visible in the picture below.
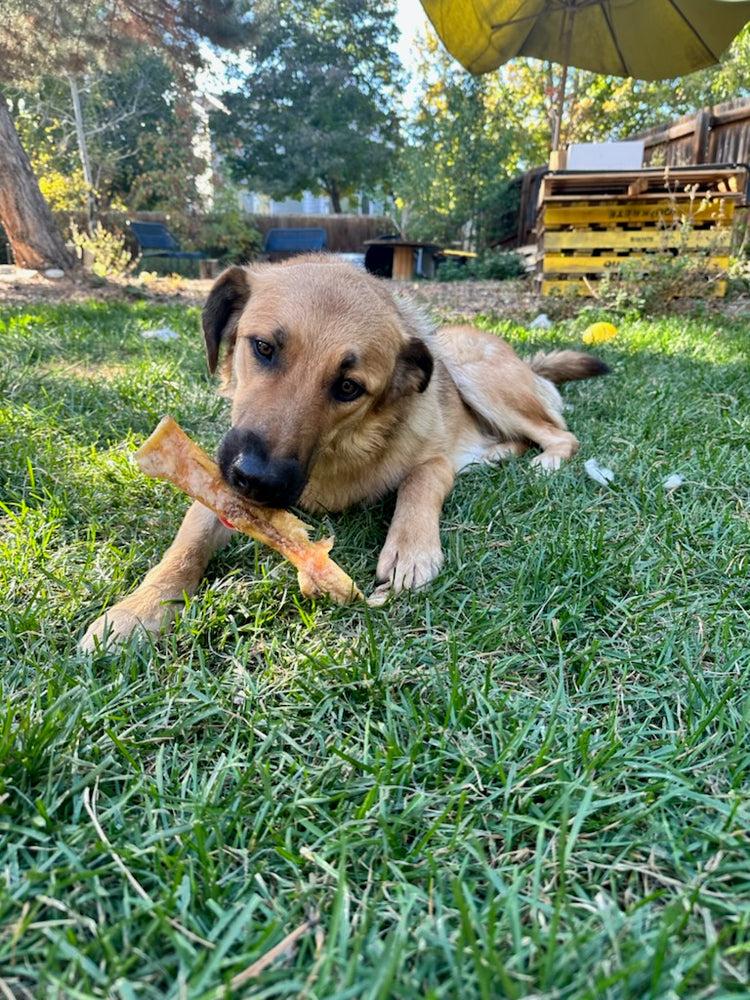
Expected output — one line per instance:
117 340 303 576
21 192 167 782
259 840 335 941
0 90 77 271
328 178 342 214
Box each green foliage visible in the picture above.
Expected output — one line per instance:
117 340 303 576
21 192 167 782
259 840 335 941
0 0 256 269
215 0 403 212
0 0 256 85
395 36 522 249
480 175 523 248
593 253 725 318
71 222 135 278
11 53 206 219
437 248 525 282
194 210 262 265
1 297 749 996
37 160 89 214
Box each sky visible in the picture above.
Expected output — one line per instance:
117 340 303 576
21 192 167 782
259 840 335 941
395 0 431 67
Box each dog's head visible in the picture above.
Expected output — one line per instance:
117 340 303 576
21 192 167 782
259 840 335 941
202 259 434 509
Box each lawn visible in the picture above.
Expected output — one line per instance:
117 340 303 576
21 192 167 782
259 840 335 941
0 293 748 999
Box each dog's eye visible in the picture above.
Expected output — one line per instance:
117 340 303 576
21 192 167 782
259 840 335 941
253 339 274 362
332 377 364 402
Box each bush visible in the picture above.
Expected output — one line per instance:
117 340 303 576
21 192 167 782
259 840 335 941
196 210 262 264
475 248 526 280
437 248 525 282
71 223 135 279
594 245 728 317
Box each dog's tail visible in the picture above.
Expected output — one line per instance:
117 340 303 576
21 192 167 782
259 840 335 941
527 350 610 385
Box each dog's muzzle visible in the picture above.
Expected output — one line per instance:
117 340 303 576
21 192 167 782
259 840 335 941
217 427 307 508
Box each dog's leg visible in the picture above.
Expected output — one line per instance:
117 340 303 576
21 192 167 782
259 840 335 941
440 327 586 472
371 457 454 605
79 501 233 651
527 425 581 471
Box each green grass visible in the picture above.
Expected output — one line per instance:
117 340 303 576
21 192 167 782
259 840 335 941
0 296 748 999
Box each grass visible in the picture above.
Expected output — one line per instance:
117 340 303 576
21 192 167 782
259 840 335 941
0 293 748 999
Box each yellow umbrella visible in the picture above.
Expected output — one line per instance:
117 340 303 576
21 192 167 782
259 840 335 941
420 0 750 147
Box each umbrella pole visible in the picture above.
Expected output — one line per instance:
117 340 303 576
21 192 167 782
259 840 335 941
551 62 568 151
551 3 574 152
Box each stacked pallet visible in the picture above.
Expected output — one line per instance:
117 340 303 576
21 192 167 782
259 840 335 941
536 166 747 297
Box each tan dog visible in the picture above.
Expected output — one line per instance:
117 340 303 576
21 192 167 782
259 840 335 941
81 257 608 649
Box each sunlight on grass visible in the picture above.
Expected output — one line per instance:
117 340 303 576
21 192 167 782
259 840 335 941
1 297 748 997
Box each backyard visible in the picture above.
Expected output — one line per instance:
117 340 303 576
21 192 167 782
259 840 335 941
1 276 748 998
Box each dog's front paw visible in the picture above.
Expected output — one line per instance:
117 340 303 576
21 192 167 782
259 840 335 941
79 609 152 653
79 588 180 652
370 538 444 605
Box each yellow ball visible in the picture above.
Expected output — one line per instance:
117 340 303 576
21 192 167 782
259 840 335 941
582 321 618 345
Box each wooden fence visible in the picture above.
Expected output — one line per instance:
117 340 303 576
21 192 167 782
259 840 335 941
634 98 750 168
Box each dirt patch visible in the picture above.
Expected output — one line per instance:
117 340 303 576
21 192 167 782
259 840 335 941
0 268 215 308
399 279 545 323
0 266 546 320
1 265 746 321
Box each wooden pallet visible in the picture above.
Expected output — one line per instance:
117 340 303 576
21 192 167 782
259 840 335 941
536 166 745 297
539 165 748 201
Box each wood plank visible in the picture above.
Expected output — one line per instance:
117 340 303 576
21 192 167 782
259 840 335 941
541 166 745 186
541 200 735 227
539 167 748 204
539 191 744 204
542 229 731 252
541 253 729 274
540 277 727 297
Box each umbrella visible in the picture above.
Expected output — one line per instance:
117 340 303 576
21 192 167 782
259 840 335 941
419 0 750 147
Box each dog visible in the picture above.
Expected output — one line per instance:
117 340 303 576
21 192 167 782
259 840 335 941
80 256 609 650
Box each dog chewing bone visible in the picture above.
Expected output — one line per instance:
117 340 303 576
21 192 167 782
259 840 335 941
133 416 362 605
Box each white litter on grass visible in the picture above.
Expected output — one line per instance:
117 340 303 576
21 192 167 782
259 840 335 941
663 473 685 491
529 312 552 329
43 268 65 279
584 458 615 486
141 327 179 342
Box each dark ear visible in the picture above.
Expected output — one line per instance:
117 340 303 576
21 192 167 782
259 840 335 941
201 266 251 374
386 336 433 402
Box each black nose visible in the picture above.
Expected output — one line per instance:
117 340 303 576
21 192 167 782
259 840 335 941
217 428 306 508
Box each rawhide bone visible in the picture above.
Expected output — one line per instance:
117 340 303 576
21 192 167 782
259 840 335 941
133 416 362 604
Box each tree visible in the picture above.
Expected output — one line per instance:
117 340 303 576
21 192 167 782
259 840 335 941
215 0 403 213
394 31 526 249
0 99 75 269
0 0 255 269
11 53 206 219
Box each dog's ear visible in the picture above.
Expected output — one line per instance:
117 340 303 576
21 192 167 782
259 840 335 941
202 266 251 374
385 336 433 402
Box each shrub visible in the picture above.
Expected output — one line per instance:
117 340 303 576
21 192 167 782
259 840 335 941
437 248 524 282
196 210 262 264
71 223 135 279
590 196 733 317
594 242 728 318
474 248 525 280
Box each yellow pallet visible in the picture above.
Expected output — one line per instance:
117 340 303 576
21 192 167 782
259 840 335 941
542 253 730 275
543 229 732 253
540 277 728 297
535 170 741 297
541 199 735 228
